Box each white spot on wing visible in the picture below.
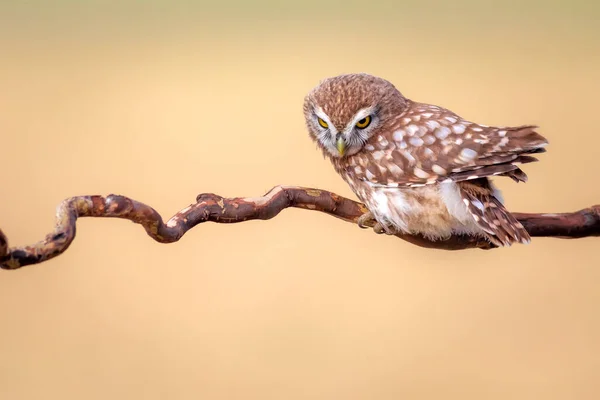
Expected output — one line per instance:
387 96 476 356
413 167 430 179
407 125 419 135
372 151 384 161
492 137 510 152
409 137 424 146
426 120 441 130
445 116 457 123
434 126 451 140
452 124 466 134
393 130 405 141
432 164 447 175
423 135 436 145
458 147 477 161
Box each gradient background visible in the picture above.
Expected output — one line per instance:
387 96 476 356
1 1 599 399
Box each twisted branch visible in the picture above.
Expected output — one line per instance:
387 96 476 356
1 185 599 270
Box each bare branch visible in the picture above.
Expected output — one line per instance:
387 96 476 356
1 185 599 270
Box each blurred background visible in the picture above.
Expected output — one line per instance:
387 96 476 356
1 1 599 399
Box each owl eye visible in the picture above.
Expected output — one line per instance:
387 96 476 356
317 117 329 129
355 116 372 129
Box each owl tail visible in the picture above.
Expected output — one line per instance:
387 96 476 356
458 180 531 247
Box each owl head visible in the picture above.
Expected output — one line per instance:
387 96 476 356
303 73 408 159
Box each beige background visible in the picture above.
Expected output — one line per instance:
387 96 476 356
1 1 599 399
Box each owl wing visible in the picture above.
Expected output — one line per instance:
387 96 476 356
348 102 548 188
344 103 547 246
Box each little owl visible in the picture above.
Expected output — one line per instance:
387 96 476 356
303 73 548 246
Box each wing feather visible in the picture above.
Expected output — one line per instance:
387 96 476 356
458 179 531 246
344 101 548 188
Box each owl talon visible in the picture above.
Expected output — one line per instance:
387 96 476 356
357 212 397 235
357 211 376 229
373 222 387 234
373 222 398 235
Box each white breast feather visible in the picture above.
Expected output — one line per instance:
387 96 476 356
362 181 485 238
369 187 405 228
439 182 488 235
439 182 473 225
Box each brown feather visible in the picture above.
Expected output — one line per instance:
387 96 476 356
458 179 531 246
446 163 520 182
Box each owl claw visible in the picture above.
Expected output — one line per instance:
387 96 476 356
373 222 398 235
357 212 397 235
357 211 377 229
372 222 387 234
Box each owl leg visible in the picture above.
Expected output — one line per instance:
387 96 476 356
357 211 396 235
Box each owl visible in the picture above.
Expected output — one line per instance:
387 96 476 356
303 73 548 246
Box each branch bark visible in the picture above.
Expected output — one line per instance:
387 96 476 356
1 185 599 270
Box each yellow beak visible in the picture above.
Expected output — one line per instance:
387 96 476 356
336 137 346 156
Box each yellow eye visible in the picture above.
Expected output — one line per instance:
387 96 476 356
355 116 372 129
317 117 329 129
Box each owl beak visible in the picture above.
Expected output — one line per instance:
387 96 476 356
336 137 346 156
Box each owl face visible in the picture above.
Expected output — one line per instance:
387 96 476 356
303 73 407 158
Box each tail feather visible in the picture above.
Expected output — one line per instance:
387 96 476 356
505 125 548 151
505 168 528 183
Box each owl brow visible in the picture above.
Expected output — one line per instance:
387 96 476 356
313 107 337 133
344 106 378 132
